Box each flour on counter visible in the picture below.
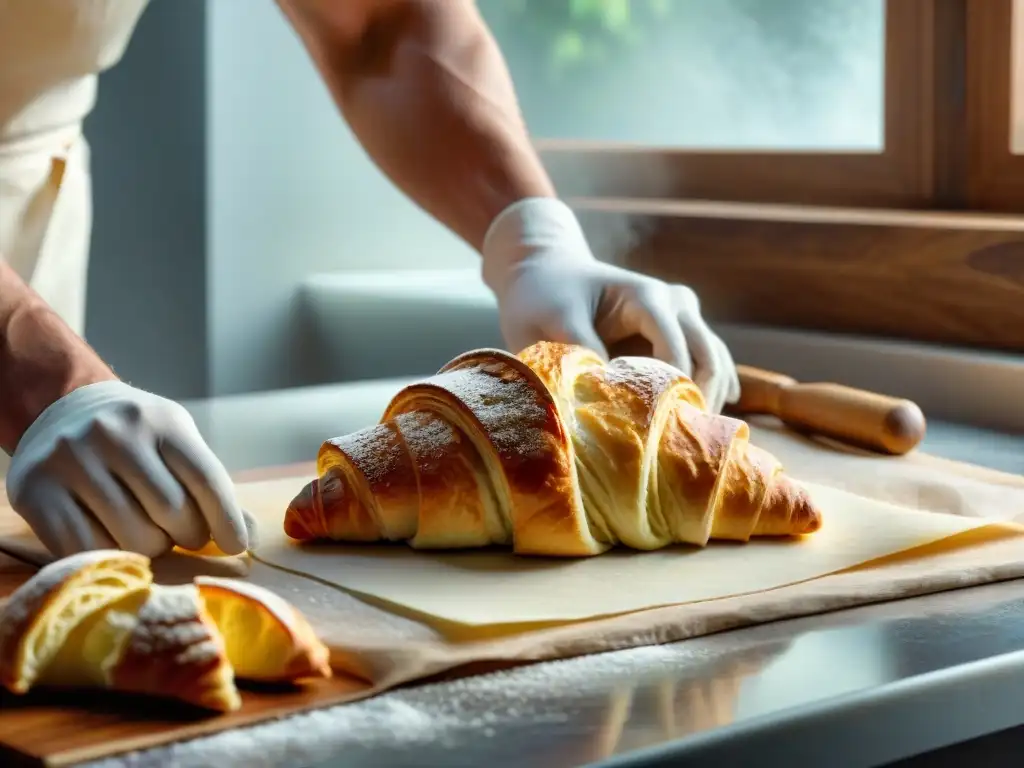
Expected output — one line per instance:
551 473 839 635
80 638 784 768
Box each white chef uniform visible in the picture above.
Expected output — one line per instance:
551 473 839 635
0 0 150 336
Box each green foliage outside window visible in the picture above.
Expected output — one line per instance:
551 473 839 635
478 0 878 85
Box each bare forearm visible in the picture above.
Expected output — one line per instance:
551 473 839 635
278 0 555 252
0 261 114 453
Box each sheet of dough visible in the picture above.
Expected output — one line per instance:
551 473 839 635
241 477 994 628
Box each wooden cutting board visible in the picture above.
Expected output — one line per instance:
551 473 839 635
0 463 382 768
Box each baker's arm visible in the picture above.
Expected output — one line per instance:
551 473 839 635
0 260 114 454
276 0 742 412
0 260 247 558
274 0 554 252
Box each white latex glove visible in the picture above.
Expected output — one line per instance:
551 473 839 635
482 197 740 414
6 380 249 559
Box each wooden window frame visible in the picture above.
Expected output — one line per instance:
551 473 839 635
967 0 1024 211
539 0 951 209
542 0 1024 353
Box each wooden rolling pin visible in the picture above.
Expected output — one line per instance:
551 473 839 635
733 365 926 455
607 337 927 456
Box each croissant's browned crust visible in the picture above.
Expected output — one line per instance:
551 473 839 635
284 342 822 556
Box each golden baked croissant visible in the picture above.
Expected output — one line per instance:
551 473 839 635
285 341 822 556
0 550 332 712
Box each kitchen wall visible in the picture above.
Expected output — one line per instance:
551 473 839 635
84 0 476 400
84 0 209 400
204 0 475 396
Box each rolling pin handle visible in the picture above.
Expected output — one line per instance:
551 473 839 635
734 365 798 415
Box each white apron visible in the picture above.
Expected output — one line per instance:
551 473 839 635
0 0 150 337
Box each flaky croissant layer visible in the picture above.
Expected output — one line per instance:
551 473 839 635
285 342 822 556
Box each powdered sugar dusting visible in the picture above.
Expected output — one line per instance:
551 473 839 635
395 411 453 461
126 584 220 667
80 637 785 768
603 358 686 424
332 424 405 486
607 356 682 390
434 364 550 460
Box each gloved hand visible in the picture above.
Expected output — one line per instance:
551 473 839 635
6 380 250 559
482 197 740 414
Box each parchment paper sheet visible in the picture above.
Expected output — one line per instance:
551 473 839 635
244 480 992 628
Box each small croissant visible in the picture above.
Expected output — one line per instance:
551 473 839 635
0 550 332 711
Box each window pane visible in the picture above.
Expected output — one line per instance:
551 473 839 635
1014 0 1024 153
480 0 886 150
